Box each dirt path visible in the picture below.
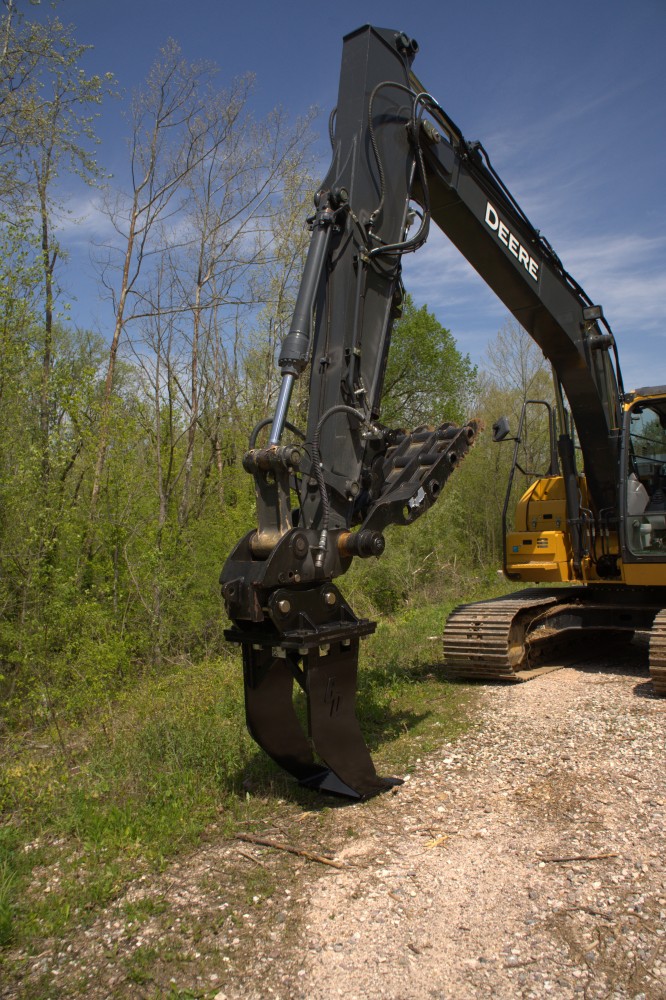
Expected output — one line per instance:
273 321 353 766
5 641 666 999
252 642 666 1000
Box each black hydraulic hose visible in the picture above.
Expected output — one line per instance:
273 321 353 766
367 80 415 226
368 133 430 257
311 404 367 566
558 434 583 577
328 107 337 150
367 88 433 258
249 418 305 450
411 86 624 407
599 315 625 398
408 71 466 147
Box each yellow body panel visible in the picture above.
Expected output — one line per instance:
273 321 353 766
508 476 575 582
508 475 627 584
506 529 572 582
621 562 666 586
513 475 569 533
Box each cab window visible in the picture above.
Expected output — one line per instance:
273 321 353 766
627 401 666 553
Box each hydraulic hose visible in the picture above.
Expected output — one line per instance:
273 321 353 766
311 404 368 567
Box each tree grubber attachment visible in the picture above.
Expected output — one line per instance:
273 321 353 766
225 584 393 799
221 418 479 799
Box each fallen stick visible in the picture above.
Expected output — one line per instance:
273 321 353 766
235 832 345 869
541 852 618 863
565 905 613 921
237 848 269 869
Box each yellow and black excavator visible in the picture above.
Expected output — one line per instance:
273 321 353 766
221 25 665 799
443 388 666 696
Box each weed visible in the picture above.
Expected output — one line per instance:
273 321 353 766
125 944 159 985
0 860 16 946
242 867 276 905
122 897 169 922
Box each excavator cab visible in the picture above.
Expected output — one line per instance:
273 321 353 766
623 392 666 559
496 390 666 583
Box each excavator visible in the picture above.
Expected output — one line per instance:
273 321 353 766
221 25 666 800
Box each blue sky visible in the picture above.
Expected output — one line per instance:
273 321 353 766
46 0 666 390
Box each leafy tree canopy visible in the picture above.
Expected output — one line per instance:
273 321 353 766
380 293 477 429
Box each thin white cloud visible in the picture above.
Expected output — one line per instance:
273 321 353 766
561 233 666 331
52 191 117 242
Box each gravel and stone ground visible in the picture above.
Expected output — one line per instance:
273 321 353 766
4 637 665 999
292 644 666 1000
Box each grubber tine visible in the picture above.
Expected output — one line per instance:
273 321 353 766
237 628 401 800
241 642 327 786
300 635 400 798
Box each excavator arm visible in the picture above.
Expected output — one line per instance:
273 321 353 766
221 25 625 798
413 96 623 522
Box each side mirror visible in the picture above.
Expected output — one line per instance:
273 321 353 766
492 416 511 442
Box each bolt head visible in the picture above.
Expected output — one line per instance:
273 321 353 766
290 532 308 559
323 591 337 606
277 599 291 615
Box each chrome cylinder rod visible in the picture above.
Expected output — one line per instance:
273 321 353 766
268 373 296 445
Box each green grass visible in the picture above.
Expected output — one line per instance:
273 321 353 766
356 573 518 769
0 575 517 965
0 655 264 949
0 860 16 947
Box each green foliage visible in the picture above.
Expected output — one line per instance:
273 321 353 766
0 655 258 947
0 6 115 203
0 860 16 947
381 293 477 428
0 4 556 978
0 591 488 953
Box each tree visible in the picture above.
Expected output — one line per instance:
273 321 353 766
169 87 315 523
89 40 219 525
90 42 314 529
0 4 114 480
380 294 477 428
0 0 61 203
240 158 314 439
444 320 555 567
484 320 555 476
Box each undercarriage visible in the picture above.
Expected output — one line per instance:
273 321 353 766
443 586 666 695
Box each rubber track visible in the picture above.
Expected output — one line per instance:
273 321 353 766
442 591 562 682
649 608 666 697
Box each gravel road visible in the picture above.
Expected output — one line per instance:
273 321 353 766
268 640 666 1000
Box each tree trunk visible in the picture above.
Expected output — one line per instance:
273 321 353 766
38 181 54 484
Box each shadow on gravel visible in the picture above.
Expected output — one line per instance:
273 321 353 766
633 679 658 699
571 632 661 700
238 751 407 811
